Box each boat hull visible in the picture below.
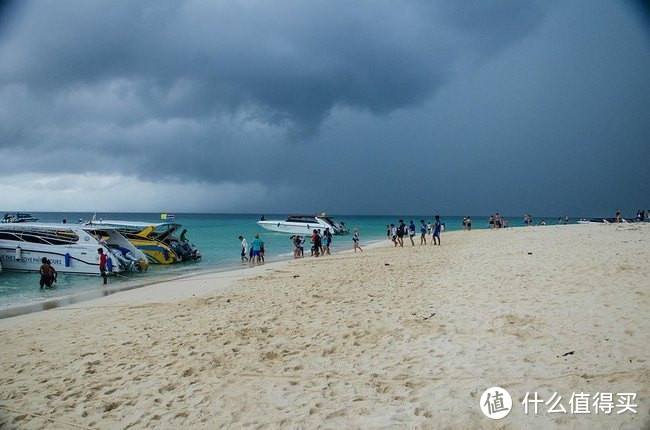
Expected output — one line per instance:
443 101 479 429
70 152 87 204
127 238 179 265
0 244 120 275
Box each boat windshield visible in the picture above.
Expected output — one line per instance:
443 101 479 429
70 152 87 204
0 228 79 245
286 216 318 223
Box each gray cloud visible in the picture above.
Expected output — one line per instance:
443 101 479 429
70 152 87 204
0 0 648 216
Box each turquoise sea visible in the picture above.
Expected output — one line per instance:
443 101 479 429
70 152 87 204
0 213 575 310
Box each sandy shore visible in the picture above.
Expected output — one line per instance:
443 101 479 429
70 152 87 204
0 224 648 429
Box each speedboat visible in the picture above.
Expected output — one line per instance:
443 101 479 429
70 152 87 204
1 212 39 223
0 223 148 275
87 220 201 264
257 214 348 235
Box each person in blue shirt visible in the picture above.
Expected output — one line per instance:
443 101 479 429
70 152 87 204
420 220 427 245
251 234 263 264
433 215 442 246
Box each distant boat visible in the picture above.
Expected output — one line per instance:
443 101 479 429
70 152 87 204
1 212 39 223
257 214 348 235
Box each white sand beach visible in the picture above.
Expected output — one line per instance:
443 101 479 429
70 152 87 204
0 223 648 429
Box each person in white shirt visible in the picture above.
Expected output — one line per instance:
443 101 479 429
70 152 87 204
238 236 248 262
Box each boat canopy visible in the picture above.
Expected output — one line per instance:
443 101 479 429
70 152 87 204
87 220 180 231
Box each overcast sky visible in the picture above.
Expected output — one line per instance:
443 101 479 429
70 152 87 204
0 0 648 216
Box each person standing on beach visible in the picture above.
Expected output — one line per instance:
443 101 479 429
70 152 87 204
352 229 363 252
323 228 332 255
386 225 390 239
259 236 265 263
433 215 441 246
311 230 321 257
317 230 323 256
239 236 248 262
397 220 405 247
408 220 416 246
488 215 495 229
615 209 622 223
390 224 397 246
495 212 503 229
420 220 427 245
251 234 262 264
292 235 303 258
98 248 108 285
466 216 472 231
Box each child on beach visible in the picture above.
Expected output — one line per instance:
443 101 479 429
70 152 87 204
352 229 363 252
238 236 248 262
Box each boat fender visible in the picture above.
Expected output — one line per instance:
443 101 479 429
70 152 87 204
107 257 114 273
64 253 71 267
15 246 22 261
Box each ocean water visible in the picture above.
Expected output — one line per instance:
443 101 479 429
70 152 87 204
0 212 574 309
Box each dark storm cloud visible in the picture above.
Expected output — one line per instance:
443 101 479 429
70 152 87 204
0 1 547 140
0 0 648 215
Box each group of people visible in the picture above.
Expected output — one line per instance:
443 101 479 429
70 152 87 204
38 247 109 288
239 226 364 262
488 213 507 229
290 227 362 258
462 216 472 230
310 228 333 257
387 216 442 247
238 234 265 265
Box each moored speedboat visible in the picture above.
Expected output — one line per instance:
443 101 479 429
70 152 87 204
0 223 147 275
1 212 39 223
87 220 201 264
257 213 348 235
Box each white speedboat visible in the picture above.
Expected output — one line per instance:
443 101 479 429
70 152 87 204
257 214 348 235
0 223 148 275
1 212 39 223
